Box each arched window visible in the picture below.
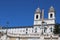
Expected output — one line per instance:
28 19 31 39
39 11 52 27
35 28 37 33
50 27 52 32
50 14 53 18
36 15 38 19
26 28 28 31
44 27 47 33
26 28 28 34
26 32 27 34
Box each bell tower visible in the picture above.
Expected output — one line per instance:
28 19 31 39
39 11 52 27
48 6 55 35
48 6 55 19
34 7 41 25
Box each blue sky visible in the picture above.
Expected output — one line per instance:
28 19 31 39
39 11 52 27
0 0 60 27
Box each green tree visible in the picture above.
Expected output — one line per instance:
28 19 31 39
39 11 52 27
53 24 60 34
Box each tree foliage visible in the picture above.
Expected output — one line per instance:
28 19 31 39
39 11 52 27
53 24 60 34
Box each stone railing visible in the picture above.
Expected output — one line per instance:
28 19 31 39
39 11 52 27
7 32 40 37
44 34 58 40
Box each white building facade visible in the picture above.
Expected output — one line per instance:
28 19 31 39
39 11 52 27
0 6 60 40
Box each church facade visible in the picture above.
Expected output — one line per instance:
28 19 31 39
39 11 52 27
0 6 60 40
